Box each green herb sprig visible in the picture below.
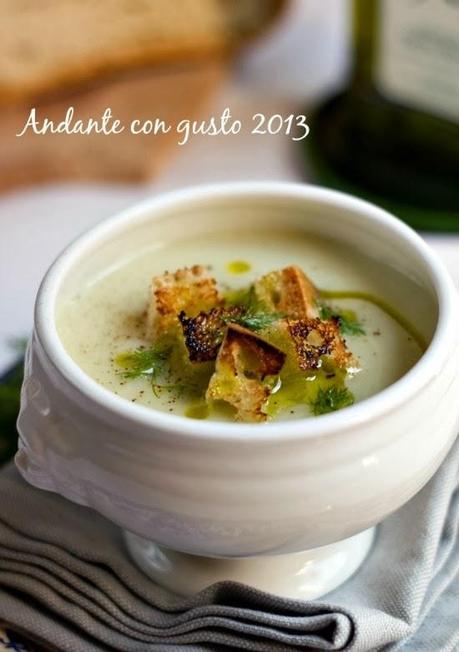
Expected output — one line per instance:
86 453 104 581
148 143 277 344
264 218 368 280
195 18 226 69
116 346 169 381
223 285 284 331
116 347 206 400
318 303 365 336
0 340 28 466
223 310 284 332
0 361 23 465
310 386 354 416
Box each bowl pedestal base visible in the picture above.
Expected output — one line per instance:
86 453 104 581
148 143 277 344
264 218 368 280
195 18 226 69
124 527 375 599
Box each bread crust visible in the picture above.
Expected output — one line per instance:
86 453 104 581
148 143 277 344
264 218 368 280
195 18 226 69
206 324 285 422
254 265 319 319
149 265 222 337
0 63 224 191
178 306 245 362
0 0 284 106
288 318 358 371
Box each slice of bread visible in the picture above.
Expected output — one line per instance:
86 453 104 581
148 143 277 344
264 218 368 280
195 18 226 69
0 61 225 190
0 0 282 105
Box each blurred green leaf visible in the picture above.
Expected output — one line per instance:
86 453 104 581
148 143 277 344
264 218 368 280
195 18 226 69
0 359 24 466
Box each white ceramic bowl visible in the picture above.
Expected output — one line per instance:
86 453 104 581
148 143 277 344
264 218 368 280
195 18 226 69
16 183 459 598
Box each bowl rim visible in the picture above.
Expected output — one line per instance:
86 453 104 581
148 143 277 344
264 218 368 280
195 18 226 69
34 182 458 442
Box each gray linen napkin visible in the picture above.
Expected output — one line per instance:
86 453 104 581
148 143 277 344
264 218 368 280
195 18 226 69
0 438 457 652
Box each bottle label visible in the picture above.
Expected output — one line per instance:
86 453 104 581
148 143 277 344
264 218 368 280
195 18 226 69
377 0 459 121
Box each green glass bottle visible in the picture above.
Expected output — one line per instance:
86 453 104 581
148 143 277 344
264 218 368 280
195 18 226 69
307 0 459 230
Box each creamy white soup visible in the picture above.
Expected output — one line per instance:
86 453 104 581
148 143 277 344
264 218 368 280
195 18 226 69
57 230 427 422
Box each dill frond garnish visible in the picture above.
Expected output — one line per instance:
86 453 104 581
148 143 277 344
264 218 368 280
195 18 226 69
318 302 365 336
223 284 285 331
310 386 354 416
116 346 170 381
338 316 365 336
222 310 284 332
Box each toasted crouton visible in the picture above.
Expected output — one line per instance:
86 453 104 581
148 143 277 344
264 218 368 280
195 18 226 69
178 306 243 362
206 323 285 422
288 318 358 371
147 265 221 337
254 265 318 318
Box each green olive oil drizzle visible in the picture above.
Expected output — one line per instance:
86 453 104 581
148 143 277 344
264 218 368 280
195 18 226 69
319 289 427 351
226 260 251 274
185 403 210 420
117 284 426 421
